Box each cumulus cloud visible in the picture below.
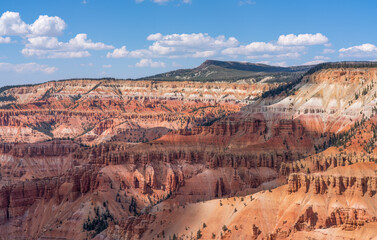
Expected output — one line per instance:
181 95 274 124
106 46 129 58
108 33 238 59
25 33 114 51
339 43 377 58
0 36 11 43
134 59 166 68
220 33 328 59
108 32 331 61
22 34 113 58
29 15 66 36
0 11 113 59
149 33 238 48
277 33 328 46
0 11 29 36
0 62 57 74
103 64 112 68
22 48 91 59
222 42 303 58
67 34 113 50
246 52 301 60
147 33 163 41
0 11 65 37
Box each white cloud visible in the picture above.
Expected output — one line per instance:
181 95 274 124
22 34 113 58
107 46 129 58
0 36 11 43
103 64 112 68
25 36 60 49
0 11 29 36
222 42 303 57
147 33 163 41
106 32 332 62
0 11 66 37
148 33 238 48
339 43 377 58
67 34 113 50
134 59 166 68
107 32 329 61
29 15 66 36
22 48 91 58
107 33 238 59
221 33 327 59
0 62 57 74
0 11 113 59
149 42 175 55
246 52 301 60
277 33 328 46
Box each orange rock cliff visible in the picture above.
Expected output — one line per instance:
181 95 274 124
2 63 377 239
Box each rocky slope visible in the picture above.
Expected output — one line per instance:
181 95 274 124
0 78 284 145
2 61 377 239
106 162 377 240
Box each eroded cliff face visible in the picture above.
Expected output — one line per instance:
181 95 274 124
0 106 311 238
2 66 377 239
107 163 377 240
0 79 280 145
244 67 377 134
98 67 377 239
0 140 192 239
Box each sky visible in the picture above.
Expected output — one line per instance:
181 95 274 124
1 0 377 86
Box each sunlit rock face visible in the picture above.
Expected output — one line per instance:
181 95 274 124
0 79 282 145
3 64 377 239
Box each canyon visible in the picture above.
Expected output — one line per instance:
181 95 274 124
1 61 377 239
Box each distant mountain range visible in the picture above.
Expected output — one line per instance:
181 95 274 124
143 59 312 82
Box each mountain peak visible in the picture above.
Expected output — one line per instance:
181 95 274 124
144 59 311 82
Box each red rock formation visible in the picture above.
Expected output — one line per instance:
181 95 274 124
0 79 277 144
294 206 317 231
3 66 377 239
287 169 377 197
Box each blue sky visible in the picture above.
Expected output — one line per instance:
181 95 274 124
1 0 377 86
